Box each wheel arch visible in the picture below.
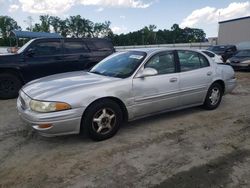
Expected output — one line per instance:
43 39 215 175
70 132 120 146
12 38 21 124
82 96 129 122
0 68 24 84
211 79 225 94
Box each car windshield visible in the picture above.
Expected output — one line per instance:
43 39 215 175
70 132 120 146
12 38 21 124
17 39 34 53
90 51 147 78
235 50 250 57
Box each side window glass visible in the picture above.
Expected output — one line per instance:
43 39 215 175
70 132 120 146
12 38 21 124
145 52 175 75
86 40 112 51
178 51 209 72
199 54 210 68
33 41 62 56
64 41 88 54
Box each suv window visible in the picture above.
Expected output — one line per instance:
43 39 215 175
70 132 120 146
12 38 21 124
86 40 113 51
178 51 209 72
64 41 88 54
145 52 175 75
33 41 62 56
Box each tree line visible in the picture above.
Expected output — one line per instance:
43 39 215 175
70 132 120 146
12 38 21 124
0 15 206 47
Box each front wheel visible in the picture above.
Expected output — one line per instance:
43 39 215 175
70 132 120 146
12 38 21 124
203 83 223 110
0 73 22 99
82 99 123 141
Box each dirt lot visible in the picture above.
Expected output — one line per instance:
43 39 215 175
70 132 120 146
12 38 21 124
0 72 250 188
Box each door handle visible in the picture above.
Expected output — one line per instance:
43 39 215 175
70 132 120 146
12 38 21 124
170 77 178 82
207 71 213 76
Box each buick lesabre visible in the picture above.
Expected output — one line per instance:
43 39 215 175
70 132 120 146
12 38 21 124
17 49 236 141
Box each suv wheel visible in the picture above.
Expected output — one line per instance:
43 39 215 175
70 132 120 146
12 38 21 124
82 99 123 141
0 73 22 99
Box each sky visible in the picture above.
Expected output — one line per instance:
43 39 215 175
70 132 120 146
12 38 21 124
0 0 250 37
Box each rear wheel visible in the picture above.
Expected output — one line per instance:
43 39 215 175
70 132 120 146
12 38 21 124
203 83 223 110
0 73 22 99
82 99 123 141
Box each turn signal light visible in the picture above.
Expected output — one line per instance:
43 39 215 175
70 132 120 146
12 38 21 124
55 102 71 111
38 124 53 129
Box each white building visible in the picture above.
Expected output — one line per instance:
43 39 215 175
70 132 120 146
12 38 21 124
218 16 250 45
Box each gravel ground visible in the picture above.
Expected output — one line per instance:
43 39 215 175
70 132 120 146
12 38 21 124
0 72 249 188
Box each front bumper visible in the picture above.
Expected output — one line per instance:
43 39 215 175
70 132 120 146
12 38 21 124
17 95 85 137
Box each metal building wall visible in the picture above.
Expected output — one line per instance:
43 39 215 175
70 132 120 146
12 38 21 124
218 17 250 45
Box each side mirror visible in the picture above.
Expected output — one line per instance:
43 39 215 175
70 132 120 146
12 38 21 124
26 48 35 57
136 67 158 78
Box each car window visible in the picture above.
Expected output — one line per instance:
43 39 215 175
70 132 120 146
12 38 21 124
86 40 113 51
178 51 209 72
145 52 175 75
64 41 88 54
202 51 215 58
33 41 62 56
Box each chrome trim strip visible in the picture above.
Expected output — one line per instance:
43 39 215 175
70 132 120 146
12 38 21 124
135 86 207 103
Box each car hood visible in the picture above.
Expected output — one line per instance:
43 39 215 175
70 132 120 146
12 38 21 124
22 71 120 100
229 56 250 62
0 53 20 63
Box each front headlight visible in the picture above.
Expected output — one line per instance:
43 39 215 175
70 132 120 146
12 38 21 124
226 60 231 64
29 100 71 113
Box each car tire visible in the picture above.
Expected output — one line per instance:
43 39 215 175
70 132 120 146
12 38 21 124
82 99 123 141
203 83 223 110
0 73 22 99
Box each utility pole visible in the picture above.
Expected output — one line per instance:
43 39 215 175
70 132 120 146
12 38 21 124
141 30 144 45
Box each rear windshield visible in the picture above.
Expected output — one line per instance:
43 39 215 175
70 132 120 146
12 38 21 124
202 51 215 58
208 46 226 51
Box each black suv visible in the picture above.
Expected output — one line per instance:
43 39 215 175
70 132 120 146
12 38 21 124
207 45 237 62
0 38 115 99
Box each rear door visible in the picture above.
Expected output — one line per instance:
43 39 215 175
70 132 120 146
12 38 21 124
132 51 180 117
85 39 114 68
24 39 64 80
177 50 213 106
63 39 91 71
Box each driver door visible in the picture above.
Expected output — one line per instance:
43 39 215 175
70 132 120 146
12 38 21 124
132 51 180 118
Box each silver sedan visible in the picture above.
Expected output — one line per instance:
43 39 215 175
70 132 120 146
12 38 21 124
17 48 236 141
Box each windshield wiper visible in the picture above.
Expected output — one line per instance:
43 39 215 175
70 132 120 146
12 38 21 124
90 71 103 75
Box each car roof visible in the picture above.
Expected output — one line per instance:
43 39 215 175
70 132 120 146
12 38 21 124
33 37 110 42
125 48 204 55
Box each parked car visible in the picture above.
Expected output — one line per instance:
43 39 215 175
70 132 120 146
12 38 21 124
0 38 115 99
207 45 237 62
17 49 236 141
227 49 250 70
198 49 224 64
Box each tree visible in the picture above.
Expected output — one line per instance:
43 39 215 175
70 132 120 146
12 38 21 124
39 15 50 32
0 16 21 46
24 16 34 31
0 16 21 38
111 24 206 46
50 16 61 33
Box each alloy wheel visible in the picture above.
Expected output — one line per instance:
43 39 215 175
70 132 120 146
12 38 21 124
92 108 116 135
